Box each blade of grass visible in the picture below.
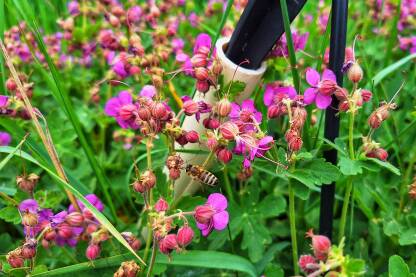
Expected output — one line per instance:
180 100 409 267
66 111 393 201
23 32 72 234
279 0 301 92
10 0 117 219
0 146 146 266
372 53 416 86
31 251 256 277
212 0 233 51
0 134 27 170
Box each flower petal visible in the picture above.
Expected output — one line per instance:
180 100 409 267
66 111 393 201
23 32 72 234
241 99 255 111
229 103 241 119
118 91 133 105
196 222 212 237
306 67 320 86
19 199 39 213
213 211 229 230
322 69 337 82
315 93 332 109
263 85 275 106
303 88 317 104
104 98 121 117
139 85 157 99
207 193 228 211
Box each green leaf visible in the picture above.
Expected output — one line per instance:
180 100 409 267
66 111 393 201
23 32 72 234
225 80 246 100
389 255 415 277
0 206 21 224
338 157 363 176
366 158 401 176
242 218 272 262
373 53 416 86
32 251 257 277
257 195 286 218
398 229 416 246
34 190 64 209
0 134 27 171
0 147 145 265
344 258 366 275
286 158 341 189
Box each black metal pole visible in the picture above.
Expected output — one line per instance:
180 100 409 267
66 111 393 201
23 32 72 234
319 0 348 239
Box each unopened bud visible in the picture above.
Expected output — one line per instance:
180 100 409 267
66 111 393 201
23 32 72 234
185 130 199 143
21 239 37 259
217 98 232 117
191 54 207 67
347 62 363 83
22 212 38 227
298 255 318 274
151 102 168 119
154 198 169 212
114 260 141 277
216 148 233 164
196 80 210 94
66 212 84 227
361 89 372 102
86 244 100 260
306 229 331 261
158 234 178 255
183 100 199 116
177 226 194 247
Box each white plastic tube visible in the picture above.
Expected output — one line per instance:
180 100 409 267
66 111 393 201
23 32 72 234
174 37 267 198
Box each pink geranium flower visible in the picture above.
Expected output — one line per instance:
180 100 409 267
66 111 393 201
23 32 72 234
304 68 337 109
194 193 229 236
230 99 262 129
193 33 211 54
263 85 297 107
104 91 139 129
0 132 11 146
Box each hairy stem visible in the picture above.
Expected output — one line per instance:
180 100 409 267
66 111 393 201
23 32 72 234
288 178 299 275
338 111 356 242
146 236 158 277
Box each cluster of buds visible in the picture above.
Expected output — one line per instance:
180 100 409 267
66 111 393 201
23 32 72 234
6 238 37 268
158 225 194 255
298 229 332 275
114 260 141 277
334 87 372 113
189 34 222 94
16 173 39 195
362 136 388 161
132 170 156 193
165 154 184 180
368 102 397 129
286 105 308 154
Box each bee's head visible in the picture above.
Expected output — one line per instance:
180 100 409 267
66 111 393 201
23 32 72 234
185 164 192 171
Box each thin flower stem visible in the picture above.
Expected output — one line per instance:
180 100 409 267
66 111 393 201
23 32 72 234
223 167 235 203
338 111 356 242
142 225 153 269
146 236 158 277
288 177 299 275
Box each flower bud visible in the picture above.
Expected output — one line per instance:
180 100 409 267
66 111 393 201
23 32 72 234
196 80 210 94
197 46 210 56
191 54 207 67
219 121 239 140
368 112 383 129
177 226 194 247
194 205 215 224
287 135 303 152
194 67 209 81
138 106 151 121
347 62 363 83
57 223 73 239
22 212 38 227
6 78 17 91
334 87 348 101
66 212 84 227
216 148 232 164
121 232 141 251
183 100 199 116
114 260 141 277
267 105 282 119
86 244 100 260
185 130 199 143
318 79 338 96
176 134 188 146
298 255 318 274
373 148 388 161
141 170 156 190
339 100 350 112
151 102 168 119
158 234 178 255
217 98 232 117
306 229 331 261
361 89 372 102
212 60 223 75
41 239 49 249
7 252 24 268
21 239 37 259
154 198 169 212
86 223 98 234
169 168 181 180
44 229 56 241
16 173 39 194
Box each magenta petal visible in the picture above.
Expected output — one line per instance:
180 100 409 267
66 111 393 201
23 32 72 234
117 91 133 105
207 193 228 211
193 33 212 53
241 99 255 111
263 86 275 106
0 95 9 107
305 67 320 86
196 222 212 236
315 93 332 109
253 111 262 123
277 86 297 99
104 98 121 116
229 103 241 119
303 88 317 104
139 85 156 99
213 211 229 230
322 69 337 82
19 199 38 213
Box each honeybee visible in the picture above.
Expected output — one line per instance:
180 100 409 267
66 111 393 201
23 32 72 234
185 164 219 187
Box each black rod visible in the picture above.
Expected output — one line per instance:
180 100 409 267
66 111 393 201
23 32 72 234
319 0 348 239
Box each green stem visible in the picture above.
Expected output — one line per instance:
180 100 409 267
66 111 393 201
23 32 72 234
223 167 235 203
397 151 416 216
142 227 153 269
288 178 299 275
338 111 356 242
146 237 157 277
279 0 300 92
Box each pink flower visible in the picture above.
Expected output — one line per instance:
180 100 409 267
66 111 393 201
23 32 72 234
194 193 229 236
67 1 80 16
304 68 337 109
19 199 39 213
139 85 157 99
229 99 262 130
263 85 297 107
68 194 104 213
0 132 11 146
171 38 184 53
104 91 139 129
271 31 309 57
193 33 211 54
